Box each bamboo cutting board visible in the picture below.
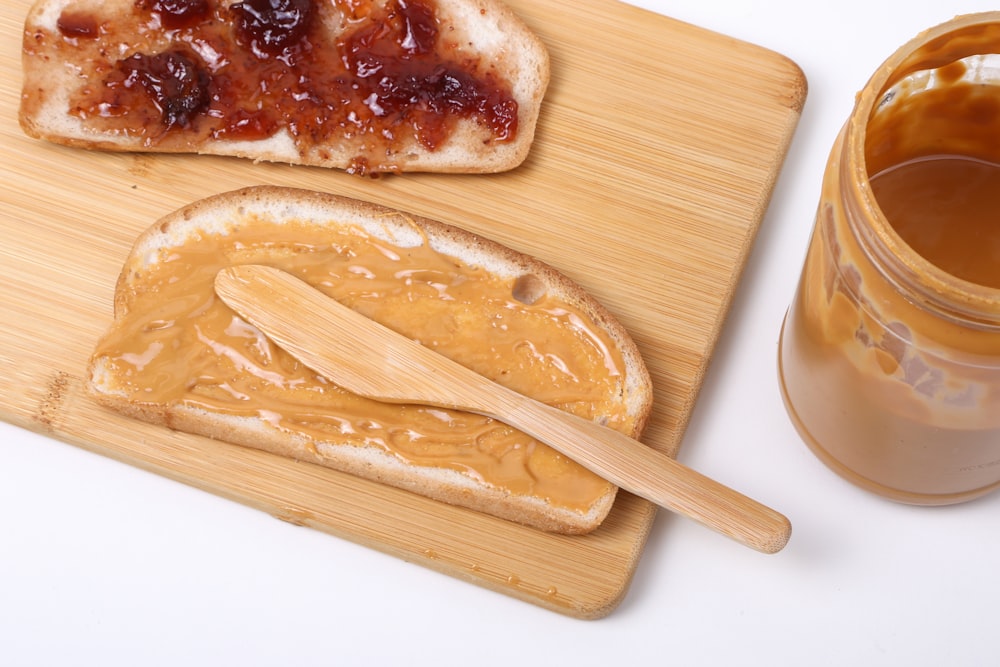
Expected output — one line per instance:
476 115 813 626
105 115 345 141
0 0 805 617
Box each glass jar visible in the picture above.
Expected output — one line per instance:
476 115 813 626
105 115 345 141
778 13 1000 505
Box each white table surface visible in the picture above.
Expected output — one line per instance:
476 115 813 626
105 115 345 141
4 1 999 665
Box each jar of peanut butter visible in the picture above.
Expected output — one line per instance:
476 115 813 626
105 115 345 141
779 13 1000 505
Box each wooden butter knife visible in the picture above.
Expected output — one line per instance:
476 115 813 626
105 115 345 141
214 264 791 554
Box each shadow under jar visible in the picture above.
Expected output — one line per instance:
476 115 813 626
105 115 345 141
779 13 1000 505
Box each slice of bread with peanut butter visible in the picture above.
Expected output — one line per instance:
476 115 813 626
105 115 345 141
20 0 549 175
86 186 653 533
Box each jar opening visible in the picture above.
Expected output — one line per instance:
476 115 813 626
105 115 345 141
847 13 1000 324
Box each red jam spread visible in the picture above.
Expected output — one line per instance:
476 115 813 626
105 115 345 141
138 0 211 29
55 11 99 38
231 0 314 57
53 0 519 173
119 49 211 129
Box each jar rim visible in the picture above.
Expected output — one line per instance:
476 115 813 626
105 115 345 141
846 12 1000 323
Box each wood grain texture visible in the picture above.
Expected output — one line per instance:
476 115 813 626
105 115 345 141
0 0 805 617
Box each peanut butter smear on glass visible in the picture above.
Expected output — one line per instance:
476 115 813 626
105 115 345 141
779 14 1000 504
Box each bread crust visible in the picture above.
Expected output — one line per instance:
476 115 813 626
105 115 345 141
20 0 549 174
87 186 653 533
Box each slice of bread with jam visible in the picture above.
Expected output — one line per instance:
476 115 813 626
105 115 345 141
20 0 549 175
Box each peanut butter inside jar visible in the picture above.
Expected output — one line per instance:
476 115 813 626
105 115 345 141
778 13 1000 505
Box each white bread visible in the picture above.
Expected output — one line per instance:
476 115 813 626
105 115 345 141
20 0 549 174
86 186 653 534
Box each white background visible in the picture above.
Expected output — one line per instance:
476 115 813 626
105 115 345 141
3 1 1000 665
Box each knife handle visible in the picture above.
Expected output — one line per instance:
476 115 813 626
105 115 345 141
472 386 791 554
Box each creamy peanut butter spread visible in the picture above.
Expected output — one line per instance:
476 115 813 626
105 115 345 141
94 216 635 511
